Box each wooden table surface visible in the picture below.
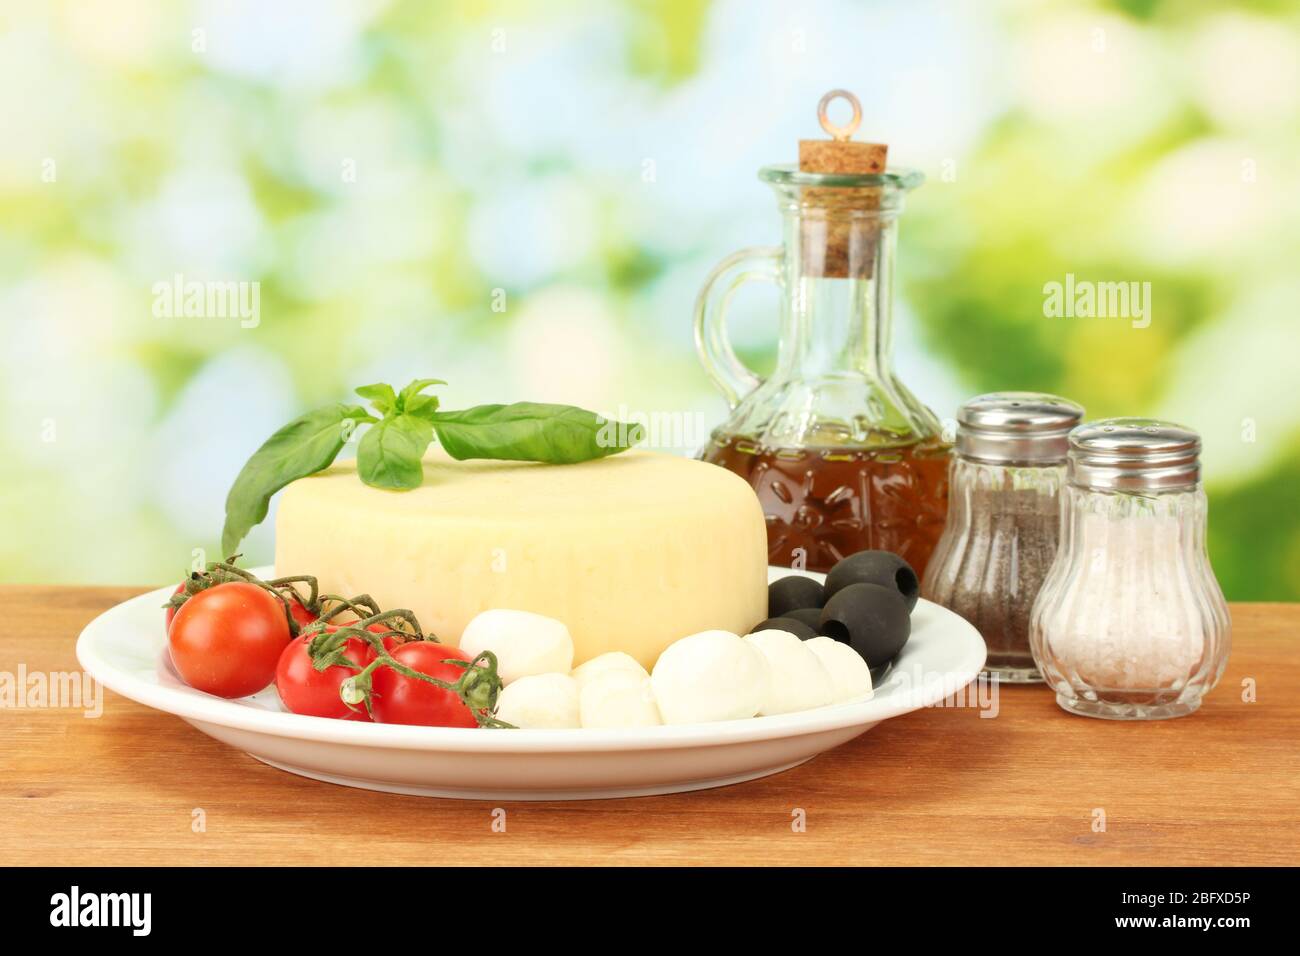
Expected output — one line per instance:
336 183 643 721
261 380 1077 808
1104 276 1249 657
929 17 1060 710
3 586 1297 867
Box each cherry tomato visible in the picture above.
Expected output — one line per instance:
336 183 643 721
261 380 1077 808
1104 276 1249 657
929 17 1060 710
371 642 477 728
276 633 374 721
164 583 186 631
324 621 389 634
169 579 312 635
320 621 409 654
168 582 292 698
285 596 319 629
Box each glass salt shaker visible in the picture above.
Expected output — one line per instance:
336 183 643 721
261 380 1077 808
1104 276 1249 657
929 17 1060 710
1029 419 1231 720
922 393 1084 684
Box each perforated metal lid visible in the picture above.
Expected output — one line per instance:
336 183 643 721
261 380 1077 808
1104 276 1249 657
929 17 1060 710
1068 418 1201 492
955 392 1085 465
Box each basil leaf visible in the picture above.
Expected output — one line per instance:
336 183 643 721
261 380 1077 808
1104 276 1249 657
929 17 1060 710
431 403 644 464
355 383 398 416
222 404 374 556
357 414 434 490
397 378 446 411
404 393 441 423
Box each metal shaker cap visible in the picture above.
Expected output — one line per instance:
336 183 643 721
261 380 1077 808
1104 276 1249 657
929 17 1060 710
955 392 1085 465
1068 418 1201 492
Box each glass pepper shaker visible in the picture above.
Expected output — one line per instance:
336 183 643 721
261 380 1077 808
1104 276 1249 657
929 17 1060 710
921 393 1084 684
1029 419 1231 720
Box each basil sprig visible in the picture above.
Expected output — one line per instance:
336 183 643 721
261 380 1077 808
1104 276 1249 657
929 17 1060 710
433 402 640 464
221 403 376 556
221 379 644 554
357 413 433 490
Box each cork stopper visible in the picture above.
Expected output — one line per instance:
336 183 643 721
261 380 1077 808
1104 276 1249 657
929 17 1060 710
797 90 888 280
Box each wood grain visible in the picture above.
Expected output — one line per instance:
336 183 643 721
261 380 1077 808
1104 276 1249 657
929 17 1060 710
2 585 1297 866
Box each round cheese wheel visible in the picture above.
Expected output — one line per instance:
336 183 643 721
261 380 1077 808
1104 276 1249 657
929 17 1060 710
275 450 767 669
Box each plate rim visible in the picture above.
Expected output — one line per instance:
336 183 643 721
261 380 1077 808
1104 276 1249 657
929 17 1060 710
76 567 987 753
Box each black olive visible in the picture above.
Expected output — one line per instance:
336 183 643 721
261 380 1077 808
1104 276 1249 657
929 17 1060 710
749 616 818 642
818 583 911 668
824 550 919 612
781 607 823 631
767 575 826 618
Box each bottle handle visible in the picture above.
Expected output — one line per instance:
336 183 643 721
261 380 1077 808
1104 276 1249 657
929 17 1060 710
693 245 783 409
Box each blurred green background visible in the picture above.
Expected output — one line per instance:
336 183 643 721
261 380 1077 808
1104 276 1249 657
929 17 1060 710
1 0 1296 599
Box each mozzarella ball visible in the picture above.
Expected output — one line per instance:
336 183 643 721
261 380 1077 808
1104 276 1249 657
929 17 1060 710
459 609 574 685
805 636 875 703
494 673 580 728
579 670 661 728
650 630 770 725
744 630 836 715
571 651 648 691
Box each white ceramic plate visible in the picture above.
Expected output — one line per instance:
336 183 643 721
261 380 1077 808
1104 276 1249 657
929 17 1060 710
76 567 985 800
